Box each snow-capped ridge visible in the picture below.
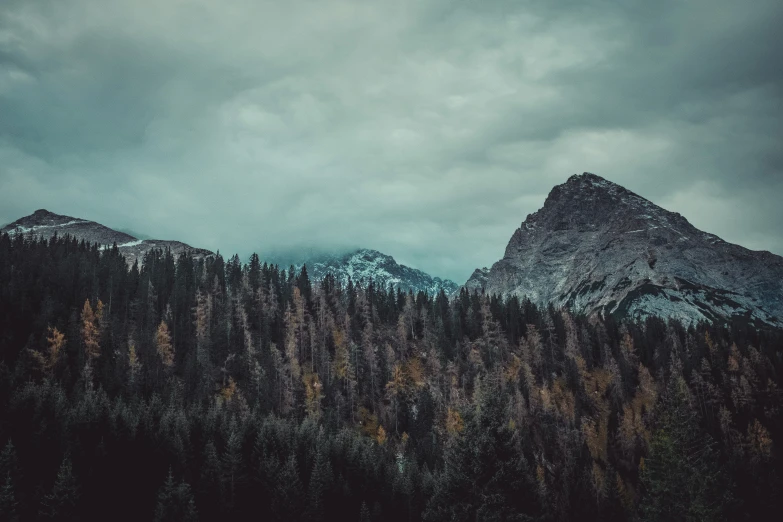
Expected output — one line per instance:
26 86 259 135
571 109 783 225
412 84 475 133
300 248 459 295
2 209 213 265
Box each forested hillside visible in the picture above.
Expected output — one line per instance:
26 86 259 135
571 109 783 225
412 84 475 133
0 232 780 521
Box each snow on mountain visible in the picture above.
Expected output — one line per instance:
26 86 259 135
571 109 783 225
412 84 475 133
464 173 783 327
1 209 213 265
301 248 459 295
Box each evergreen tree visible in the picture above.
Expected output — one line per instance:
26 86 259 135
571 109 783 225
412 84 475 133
198 441 222 520
39 457 79 521
272 456 304 522
221 427 245 513
154 468 198 522
425 378 541 521
305 442 333 521
0 474 18 522
0 442 18 491
0 234 781 521
359 501 371 522
638 377 732 522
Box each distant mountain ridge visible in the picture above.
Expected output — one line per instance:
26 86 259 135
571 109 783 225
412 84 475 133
465 173 783 327
8 176 783 328
301 248 460 295
1 209 213 265
1 211 458 295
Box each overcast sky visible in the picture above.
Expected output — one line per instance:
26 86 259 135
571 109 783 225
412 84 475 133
1 0 782 282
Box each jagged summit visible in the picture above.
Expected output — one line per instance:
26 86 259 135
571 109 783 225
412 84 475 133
519 172 681 239
466 173 783 327
301 248 459 295
32 208 60 218
2 209 212 265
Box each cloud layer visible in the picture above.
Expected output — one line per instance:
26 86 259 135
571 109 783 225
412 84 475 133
2 0 782 282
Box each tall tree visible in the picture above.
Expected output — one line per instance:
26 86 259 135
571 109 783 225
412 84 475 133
154 469 198 522
39 457 79 521
638 377 732 522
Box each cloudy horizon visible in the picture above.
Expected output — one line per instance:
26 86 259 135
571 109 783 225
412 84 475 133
2 0 782 282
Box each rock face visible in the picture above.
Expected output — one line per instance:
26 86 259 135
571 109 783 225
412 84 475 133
304 248 459 295
2 209 213 266
465 173 783 327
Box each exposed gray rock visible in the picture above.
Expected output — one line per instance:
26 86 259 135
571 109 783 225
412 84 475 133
303 248 459 295
2 209 213 265
464 267 490 293
465 173 783 327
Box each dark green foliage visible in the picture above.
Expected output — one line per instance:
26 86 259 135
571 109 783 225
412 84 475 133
198 441 222 520
154 469 198 522
0 473 18 522
306 441 333 521
359 501 371 522
425 378 541 522
39 457 78 521
272 456 305 521
638 378 732 522
0 233 780 521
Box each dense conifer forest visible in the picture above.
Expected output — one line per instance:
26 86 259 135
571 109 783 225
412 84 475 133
0 232 781 521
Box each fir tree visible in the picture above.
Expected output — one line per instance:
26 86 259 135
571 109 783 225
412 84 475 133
0 474 18 522
425 378 541 521
154 468 198 522
638 376 732 522
0 442 18 490
272 456 304 522
305 443 333 521
39 457 79 521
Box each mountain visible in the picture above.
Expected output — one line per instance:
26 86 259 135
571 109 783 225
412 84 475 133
300 248 459 295
1 209 213 265
465 173 783 327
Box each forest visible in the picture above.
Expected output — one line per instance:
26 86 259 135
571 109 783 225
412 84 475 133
0 231 781 521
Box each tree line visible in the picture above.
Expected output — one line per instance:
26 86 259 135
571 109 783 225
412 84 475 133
0 231 780 521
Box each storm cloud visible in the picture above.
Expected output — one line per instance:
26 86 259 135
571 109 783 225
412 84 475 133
1 0 782 282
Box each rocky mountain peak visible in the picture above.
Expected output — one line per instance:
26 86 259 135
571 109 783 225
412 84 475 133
528 173 667 229
467 172 783 327
32 208 58 218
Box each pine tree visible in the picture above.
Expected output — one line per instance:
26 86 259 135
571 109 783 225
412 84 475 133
425 378 541 521
305 443 333 521
638 376 732 521
272 456 304 521
199 441 222 519
39 457 79 520
221 428 245 512
0 442 18 488
154 468 198 522
0 441 20 522
0 473 18 522
359 501 371 522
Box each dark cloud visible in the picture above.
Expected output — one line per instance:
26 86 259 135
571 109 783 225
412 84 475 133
1 0 781 281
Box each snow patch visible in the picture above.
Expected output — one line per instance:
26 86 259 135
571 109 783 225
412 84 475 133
8 220 88 235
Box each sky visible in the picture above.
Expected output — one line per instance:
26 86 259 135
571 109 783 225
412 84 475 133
1 0 782 283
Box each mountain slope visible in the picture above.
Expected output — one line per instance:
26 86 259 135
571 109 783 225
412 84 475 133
465 173 783 327
1 209 213 265
302 248 459 295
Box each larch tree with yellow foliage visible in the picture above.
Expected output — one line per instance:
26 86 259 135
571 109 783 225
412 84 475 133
156 321 174 370
81 300 102 362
